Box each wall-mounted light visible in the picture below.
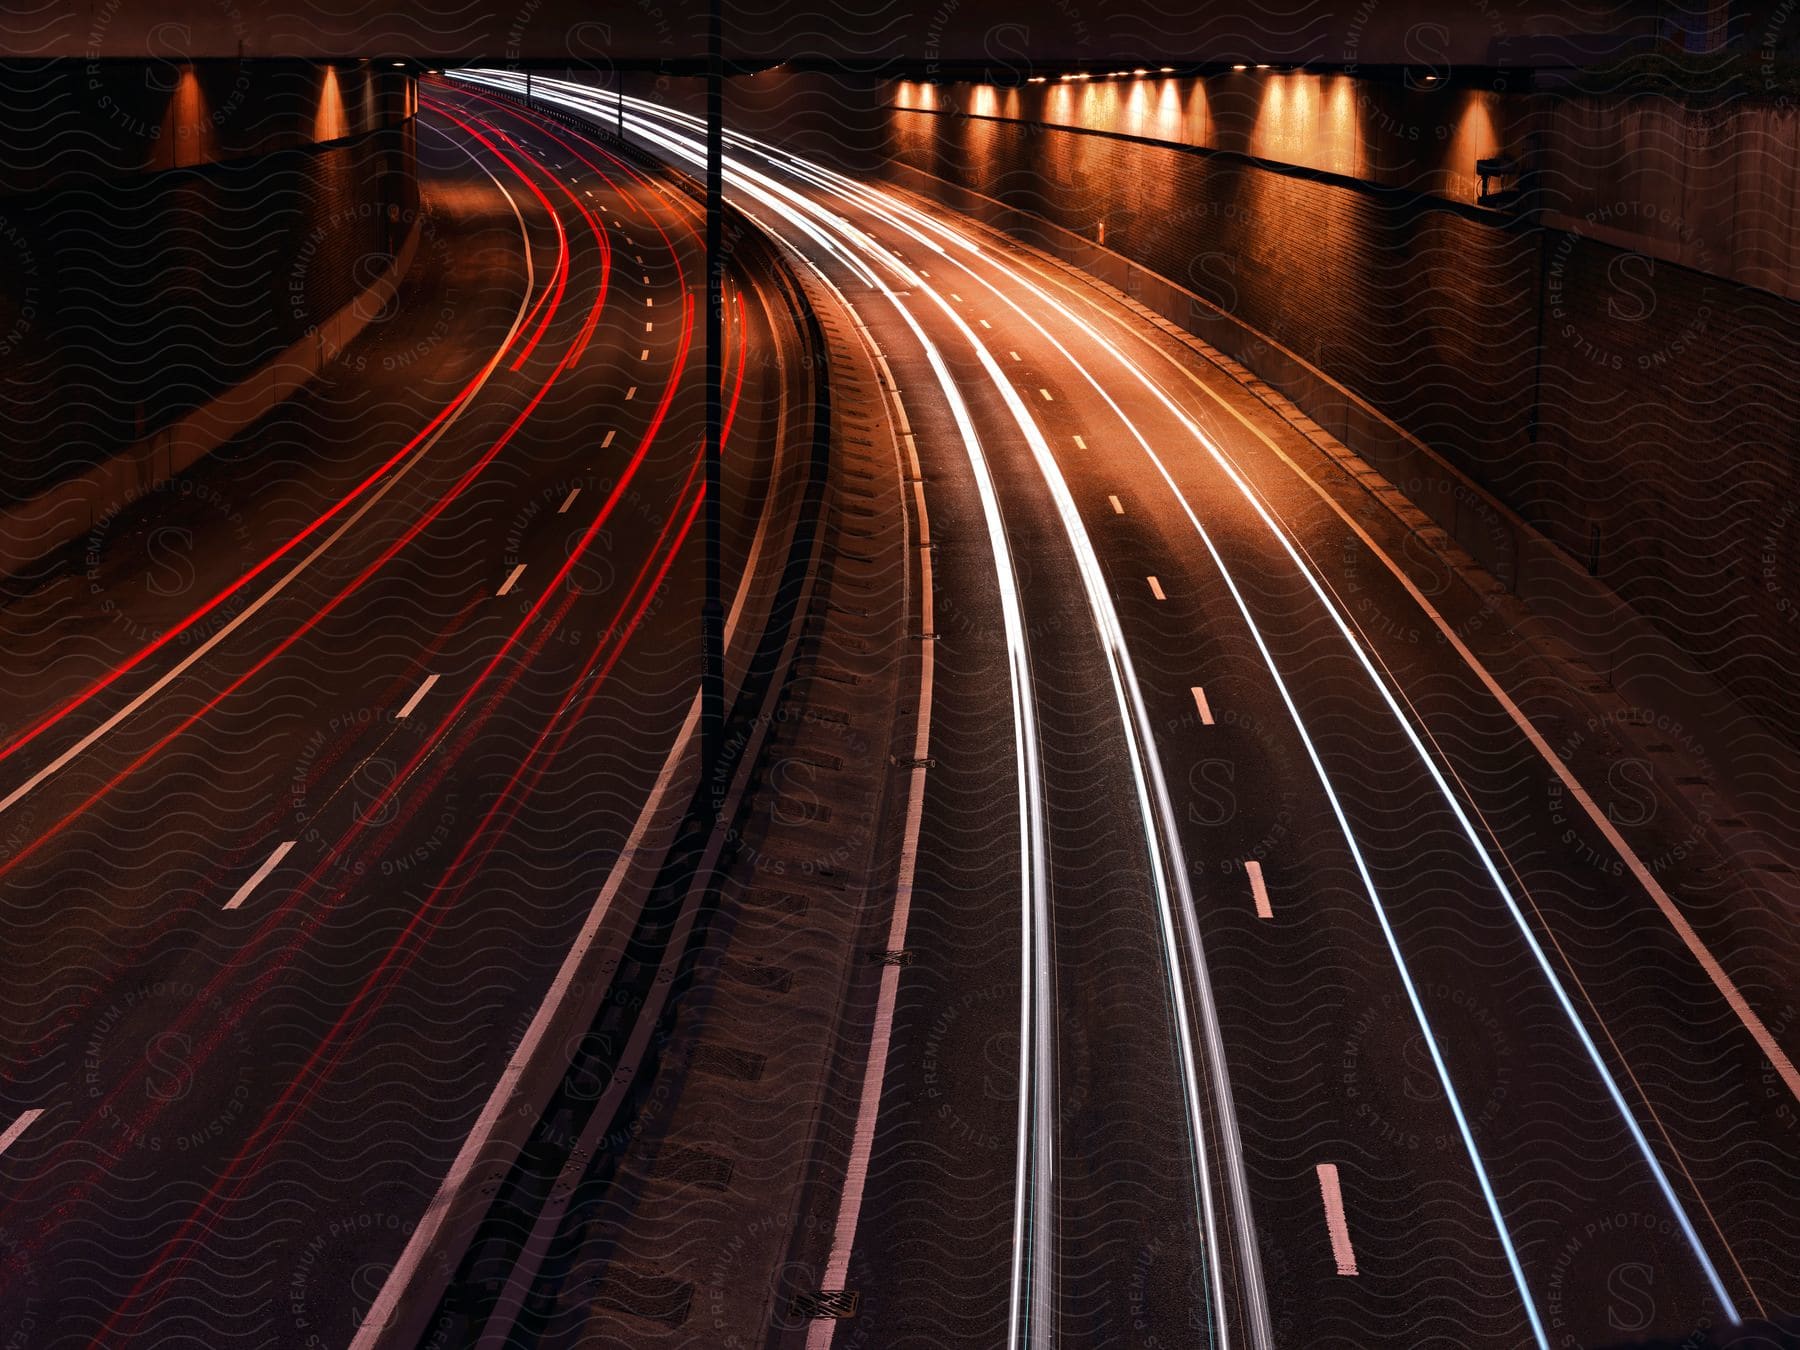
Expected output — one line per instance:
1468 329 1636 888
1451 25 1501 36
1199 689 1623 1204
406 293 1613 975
1231 64 1248 72
1028 75 1047 83
1255 63 1270 70
1132 67 1149 76
1159 66 1175 73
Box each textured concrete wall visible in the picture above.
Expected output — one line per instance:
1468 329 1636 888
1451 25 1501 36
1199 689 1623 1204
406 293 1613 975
1536 95 1800 299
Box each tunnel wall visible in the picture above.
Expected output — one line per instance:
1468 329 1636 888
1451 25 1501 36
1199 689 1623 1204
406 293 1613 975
0 61 419 518
867 94 1800 748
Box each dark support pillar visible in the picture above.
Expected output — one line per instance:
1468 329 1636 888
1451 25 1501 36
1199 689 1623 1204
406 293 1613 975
702 0 725 819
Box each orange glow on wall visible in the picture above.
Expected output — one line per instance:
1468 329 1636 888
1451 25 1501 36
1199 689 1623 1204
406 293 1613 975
155 67 217 170
1441 95 1500 203
314 65 349 143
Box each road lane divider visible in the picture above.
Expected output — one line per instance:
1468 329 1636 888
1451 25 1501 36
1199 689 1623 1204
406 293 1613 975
498 72 1227 1349
1245 860 1272 919
394 673 440 720
223 841 296 911
1315 1164 1359 1276
496 564 526 597
0 1111 44 1160
1192 687 1214 725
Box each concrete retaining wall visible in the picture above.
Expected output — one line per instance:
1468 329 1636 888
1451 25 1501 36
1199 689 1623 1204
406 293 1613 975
0 210 421 579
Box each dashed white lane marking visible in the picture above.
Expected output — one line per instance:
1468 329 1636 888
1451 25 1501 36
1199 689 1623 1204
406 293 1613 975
1246 859 1273 918
979 318 992 329
639 348 649 360
1147 576 1166 601
1008 350 1020 361
642 274 649 284
1108 494 1124 514
558 489 580 514
951 292 963 302
0 1110 44 1159
396 673 440 720
602 429 616 448
1316 1164 1359 1275
1073 434 1087 449
1039 388 1053 401
1192 686 1215 725
225 840 296 911
645 296 653 306
497 564 526 597
645 322 653 332
625 386 637 400
635 254 644 263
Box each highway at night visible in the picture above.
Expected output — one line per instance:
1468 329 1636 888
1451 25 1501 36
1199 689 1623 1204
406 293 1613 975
1 13 1797 1350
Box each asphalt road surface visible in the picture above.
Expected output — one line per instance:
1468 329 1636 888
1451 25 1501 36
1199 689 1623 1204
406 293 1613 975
0 87 796 1346
468 72 1800 1350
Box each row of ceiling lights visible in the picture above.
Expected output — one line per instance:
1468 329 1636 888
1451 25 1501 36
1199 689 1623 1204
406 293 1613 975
1026 66 1177 82
1025 65 1439 83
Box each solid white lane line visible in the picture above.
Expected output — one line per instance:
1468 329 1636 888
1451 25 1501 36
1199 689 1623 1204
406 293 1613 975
0 1110 43 1158
1246 860 1273 919
1315 1164 1359 1275
355 697 704 1350
497 565 526 597
1192 686 1214 725
558 488 580 514
602 429 617 448
1109 495 1124 514
1147 576 1165 601
396 673 440 720
1072 434 1087 450
813 365 935 1336
225 840 296 911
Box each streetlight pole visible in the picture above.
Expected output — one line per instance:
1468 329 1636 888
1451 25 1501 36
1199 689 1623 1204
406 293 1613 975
702 0 725 819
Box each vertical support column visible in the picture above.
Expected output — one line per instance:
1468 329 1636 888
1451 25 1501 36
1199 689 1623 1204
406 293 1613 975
702 0 726 820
